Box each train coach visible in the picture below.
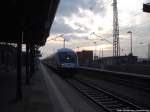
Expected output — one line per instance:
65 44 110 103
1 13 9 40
44 48 79 73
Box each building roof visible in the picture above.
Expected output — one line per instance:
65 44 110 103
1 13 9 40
1 0 60 46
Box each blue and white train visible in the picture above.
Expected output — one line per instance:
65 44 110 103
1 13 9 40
44 48 79 72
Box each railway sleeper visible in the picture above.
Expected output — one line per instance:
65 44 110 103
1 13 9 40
100 100 119 105
96 98 114 102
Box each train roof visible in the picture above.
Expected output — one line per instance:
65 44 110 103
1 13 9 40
57 48 75 53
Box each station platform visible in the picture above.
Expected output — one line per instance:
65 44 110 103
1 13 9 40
0 64 100 112
0 65 51 112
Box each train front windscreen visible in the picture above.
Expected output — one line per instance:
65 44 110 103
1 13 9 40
59 52 77 63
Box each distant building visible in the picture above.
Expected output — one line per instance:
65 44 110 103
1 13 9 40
77 50 93 65
99 55 138 66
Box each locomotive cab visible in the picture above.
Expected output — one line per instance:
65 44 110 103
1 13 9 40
58 51 78 69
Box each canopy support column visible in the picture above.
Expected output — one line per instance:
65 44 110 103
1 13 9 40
26 43 30 85
16 32 23 100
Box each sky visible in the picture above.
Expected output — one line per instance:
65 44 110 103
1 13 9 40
40 0 150 59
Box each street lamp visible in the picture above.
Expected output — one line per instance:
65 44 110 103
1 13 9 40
58 34 66 48
76 46 79 52
93 41 96 60
127 31 133 55
63 38 66 48
47 34 67 48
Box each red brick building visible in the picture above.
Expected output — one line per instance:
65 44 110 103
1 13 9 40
77 50 93 65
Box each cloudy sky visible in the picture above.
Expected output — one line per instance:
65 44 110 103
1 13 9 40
40 0 150 58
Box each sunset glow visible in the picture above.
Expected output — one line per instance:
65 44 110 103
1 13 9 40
41 0 150 58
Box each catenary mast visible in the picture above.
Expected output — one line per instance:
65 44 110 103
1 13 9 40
113 0 120 56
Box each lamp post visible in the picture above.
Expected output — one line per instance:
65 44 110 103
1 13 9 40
93 42 96 60
47 34 67 48
127 31 133 55
76 46 79 51
63 38 65 48
59 34 66 48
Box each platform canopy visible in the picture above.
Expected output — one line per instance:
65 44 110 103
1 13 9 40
1 0 60 46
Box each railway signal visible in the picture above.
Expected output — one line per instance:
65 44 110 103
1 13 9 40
143 3 150 13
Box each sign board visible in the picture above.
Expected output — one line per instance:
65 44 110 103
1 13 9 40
143 4 150 13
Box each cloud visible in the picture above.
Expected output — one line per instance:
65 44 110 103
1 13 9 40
89 0 106 16
74 22 91 32
42 0 150 59
57 0 106 17
50 16 90 39
50 0 107 40
50 17 75 35
63 33 88 41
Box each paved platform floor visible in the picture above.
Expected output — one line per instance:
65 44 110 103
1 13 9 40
0 66 51 112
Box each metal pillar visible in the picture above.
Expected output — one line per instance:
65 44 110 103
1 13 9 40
30 44 35 78
113 0 120 57
33 45 35 73
1 50 4 64
16 36 22 100
26 43 30 84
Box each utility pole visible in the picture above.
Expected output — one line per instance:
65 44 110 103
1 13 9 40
113 0 120 57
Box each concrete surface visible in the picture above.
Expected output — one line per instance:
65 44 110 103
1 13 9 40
0 67 51 112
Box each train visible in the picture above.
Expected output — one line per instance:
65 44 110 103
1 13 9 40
44 48 79 73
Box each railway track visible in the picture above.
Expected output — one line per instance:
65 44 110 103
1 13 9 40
67 78 146 112
100 76 150 92
78 67 150 92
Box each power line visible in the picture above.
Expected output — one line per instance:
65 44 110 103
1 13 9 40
91 32 113 45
